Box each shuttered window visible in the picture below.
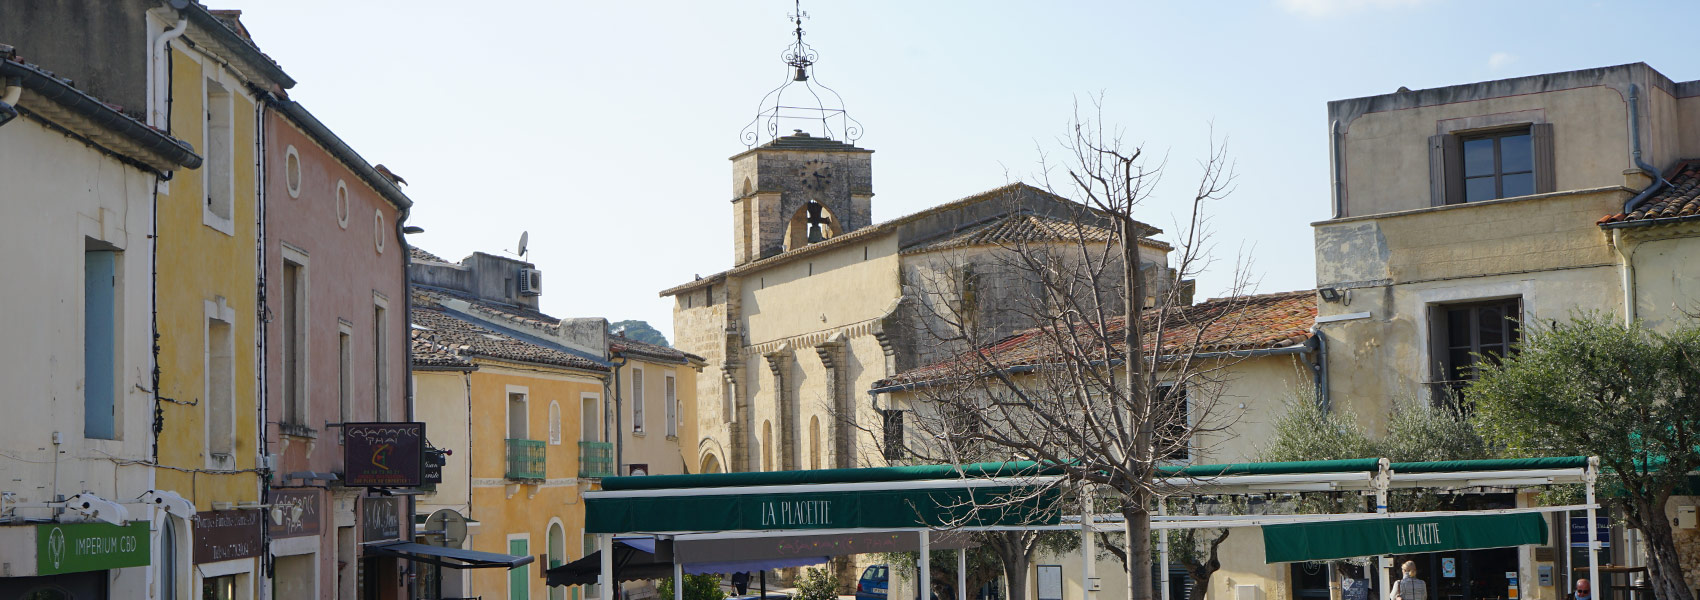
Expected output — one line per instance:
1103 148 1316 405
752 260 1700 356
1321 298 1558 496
84 249 118 440
1429 124 1553 206
1428 298 1522 409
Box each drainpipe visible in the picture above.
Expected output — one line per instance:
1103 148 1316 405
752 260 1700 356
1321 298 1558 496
1611 228 1638 326
610 355 628 474
1308 325 1331 412
151 18 188 128
1622 84 1669 215
1329 119 1344 219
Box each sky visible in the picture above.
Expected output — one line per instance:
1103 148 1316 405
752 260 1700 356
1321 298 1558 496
215 0 1700 343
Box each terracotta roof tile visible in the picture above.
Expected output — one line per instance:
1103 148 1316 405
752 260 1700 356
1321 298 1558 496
877 290 1317 388
410 291 608 372
1599 160 1700 226
409 247 452 264
609 335 702 364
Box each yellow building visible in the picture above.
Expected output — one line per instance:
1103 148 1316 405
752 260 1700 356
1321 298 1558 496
150 5 293 597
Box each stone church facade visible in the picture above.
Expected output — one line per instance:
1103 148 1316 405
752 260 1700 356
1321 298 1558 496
663 132 1175 474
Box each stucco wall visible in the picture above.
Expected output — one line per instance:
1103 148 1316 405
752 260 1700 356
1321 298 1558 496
742 234 902 345
1624 233 1700 332
0 114 157 511
1191 355 1316 464
154 44 262 508
415 370 474 514
616 357 697 475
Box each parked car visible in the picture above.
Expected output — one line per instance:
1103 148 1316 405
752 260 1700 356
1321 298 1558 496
856 565 940 600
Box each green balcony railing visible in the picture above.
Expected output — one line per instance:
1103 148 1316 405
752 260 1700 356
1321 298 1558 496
579 441 615 478
505 438 546 481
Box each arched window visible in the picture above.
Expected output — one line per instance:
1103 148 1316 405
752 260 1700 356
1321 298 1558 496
548 401 562 445
809 416 821 470
548 523 567 600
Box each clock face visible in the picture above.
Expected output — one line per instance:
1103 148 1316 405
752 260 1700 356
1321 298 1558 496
797 160 833 192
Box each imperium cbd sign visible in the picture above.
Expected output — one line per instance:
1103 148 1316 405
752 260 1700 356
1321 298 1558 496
34 521 150 576
343 422 425 487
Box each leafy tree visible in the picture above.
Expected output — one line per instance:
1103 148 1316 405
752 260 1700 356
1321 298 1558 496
797 567 841 600
657 574 728 600
1469 317 1700 600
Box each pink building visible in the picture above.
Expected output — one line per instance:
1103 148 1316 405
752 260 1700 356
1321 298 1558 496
261 99 414 600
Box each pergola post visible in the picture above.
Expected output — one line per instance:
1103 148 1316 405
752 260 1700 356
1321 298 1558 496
920 529 932 600
1584 457 1600 599
1158 499 1169 600
1375 459 1391 599
600 534 614 600
1083 487 1097 600
958 548 968 600
674 561 684 600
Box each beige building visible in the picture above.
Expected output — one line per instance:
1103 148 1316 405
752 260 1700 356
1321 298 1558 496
662 133 1177 476
1312 62 1700 600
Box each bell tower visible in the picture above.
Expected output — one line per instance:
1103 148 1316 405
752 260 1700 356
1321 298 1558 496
730 1 872 265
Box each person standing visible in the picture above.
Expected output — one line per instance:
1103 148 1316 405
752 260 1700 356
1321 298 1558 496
1574 578 1592 600
1390 561 1428 600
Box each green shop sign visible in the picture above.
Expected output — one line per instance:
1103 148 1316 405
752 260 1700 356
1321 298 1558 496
35 521 151 576
586 486 1059 533
1263 512 1548 564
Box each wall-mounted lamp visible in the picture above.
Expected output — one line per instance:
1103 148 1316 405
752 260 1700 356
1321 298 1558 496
1318 288 1341 302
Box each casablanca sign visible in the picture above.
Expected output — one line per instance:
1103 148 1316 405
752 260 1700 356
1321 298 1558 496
34 521 150 576
343 422 425 488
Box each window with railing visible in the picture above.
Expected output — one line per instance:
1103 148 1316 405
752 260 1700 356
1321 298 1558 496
505 438 546 480
578 441 614 478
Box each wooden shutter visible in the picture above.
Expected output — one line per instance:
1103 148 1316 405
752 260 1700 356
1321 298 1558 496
1429 134 1464 206
1532 123 1556 194
1426 304 1450 398
1429 135 1448 207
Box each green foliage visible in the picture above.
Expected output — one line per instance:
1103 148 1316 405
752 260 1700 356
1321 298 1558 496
657 574 727 600
1260 388 1490 463
1259 393 1376 462
797 567 840 600
610 320 671 347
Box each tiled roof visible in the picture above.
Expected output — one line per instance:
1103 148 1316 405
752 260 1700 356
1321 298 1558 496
411 292 608 372
410 327 473 369
609 335 702 364
409 247 452 264
902 211 1170 254
1599 160 1700 226
661 182 1165 297
876 290 1317 388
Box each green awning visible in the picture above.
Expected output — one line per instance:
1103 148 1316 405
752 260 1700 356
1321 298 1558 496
1262 512 1549 563
1161 458 1383 478
1388 456 1588 474
597 461 1063 491
586 486 1060 533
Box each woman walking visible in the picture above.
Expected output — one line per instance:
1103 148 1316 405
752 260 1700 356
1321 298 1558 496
1390 561 1428 600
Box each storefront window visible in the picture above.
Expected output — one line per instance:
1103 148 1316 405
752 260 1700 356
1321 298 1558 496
203 575 237 600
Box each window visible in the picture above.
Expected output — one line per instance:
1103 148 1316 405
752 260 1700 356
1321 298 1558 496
84 248 118 440
549 401 563 445
1429 124 1553 206
664 374 678 437
281 257 307 428
206 300 236 464
284 145 302 198
335 181 350 229
338 322 353 424
373 298 388 420
548 523 568 600
1461 129 1534 202
203 78 234 232
631 368 645 433
509 391 528 440
373 209 387 253
1429 297 1522 408
880 409 905 462
581 395 600 442
1156 384 1190 461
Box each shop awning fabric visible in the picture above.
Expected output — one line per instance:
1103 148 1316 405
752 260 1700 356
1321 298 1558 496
1262 511 1550 563
364 541 534 570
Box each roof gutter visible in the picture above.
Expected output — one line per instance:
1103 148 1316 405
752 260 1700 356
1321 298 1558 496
0 59 202 170
178 2 295 89
866 343 1314 396
270 97 412 210
1621 84 1669 215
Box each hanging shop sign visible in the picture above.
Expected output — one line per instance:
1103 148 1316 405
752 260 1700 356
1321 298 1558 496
1262 512 1548 563
343 422 425 488
270 489 322 539
192 509 264 564
361 497 403 543
34 521 150 576
1568 516 1611 548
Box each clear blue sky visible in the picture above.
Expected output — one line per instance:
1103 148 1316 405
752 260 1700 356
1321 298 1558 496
218 0 1700 343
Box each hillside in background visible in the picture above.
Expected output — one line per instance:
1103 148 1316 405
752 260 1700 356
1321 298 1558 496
609 320 670 347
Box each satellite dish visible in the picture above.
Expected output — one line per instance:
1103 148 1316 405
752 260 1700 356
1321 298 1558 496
424 509 468 549
516 231 530 259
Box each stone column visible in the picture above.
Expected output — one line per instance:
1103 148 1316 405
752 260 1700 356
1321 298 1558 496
814 333 850 469
764 346 796 471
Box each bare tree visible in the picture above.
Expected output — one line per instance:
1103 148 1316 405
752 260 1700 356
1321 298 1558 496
867 98 1257 600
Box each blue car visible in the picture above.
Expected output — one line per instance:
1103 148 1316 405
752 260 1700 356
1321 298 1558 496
856 565 941 600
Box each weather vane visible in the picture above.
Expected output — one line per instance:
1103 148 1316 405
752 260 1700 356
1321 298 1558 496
739 0 863 148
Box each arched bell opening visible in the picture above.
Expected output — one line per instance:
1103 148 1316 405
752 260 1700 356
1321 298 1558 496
783 200 842 251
